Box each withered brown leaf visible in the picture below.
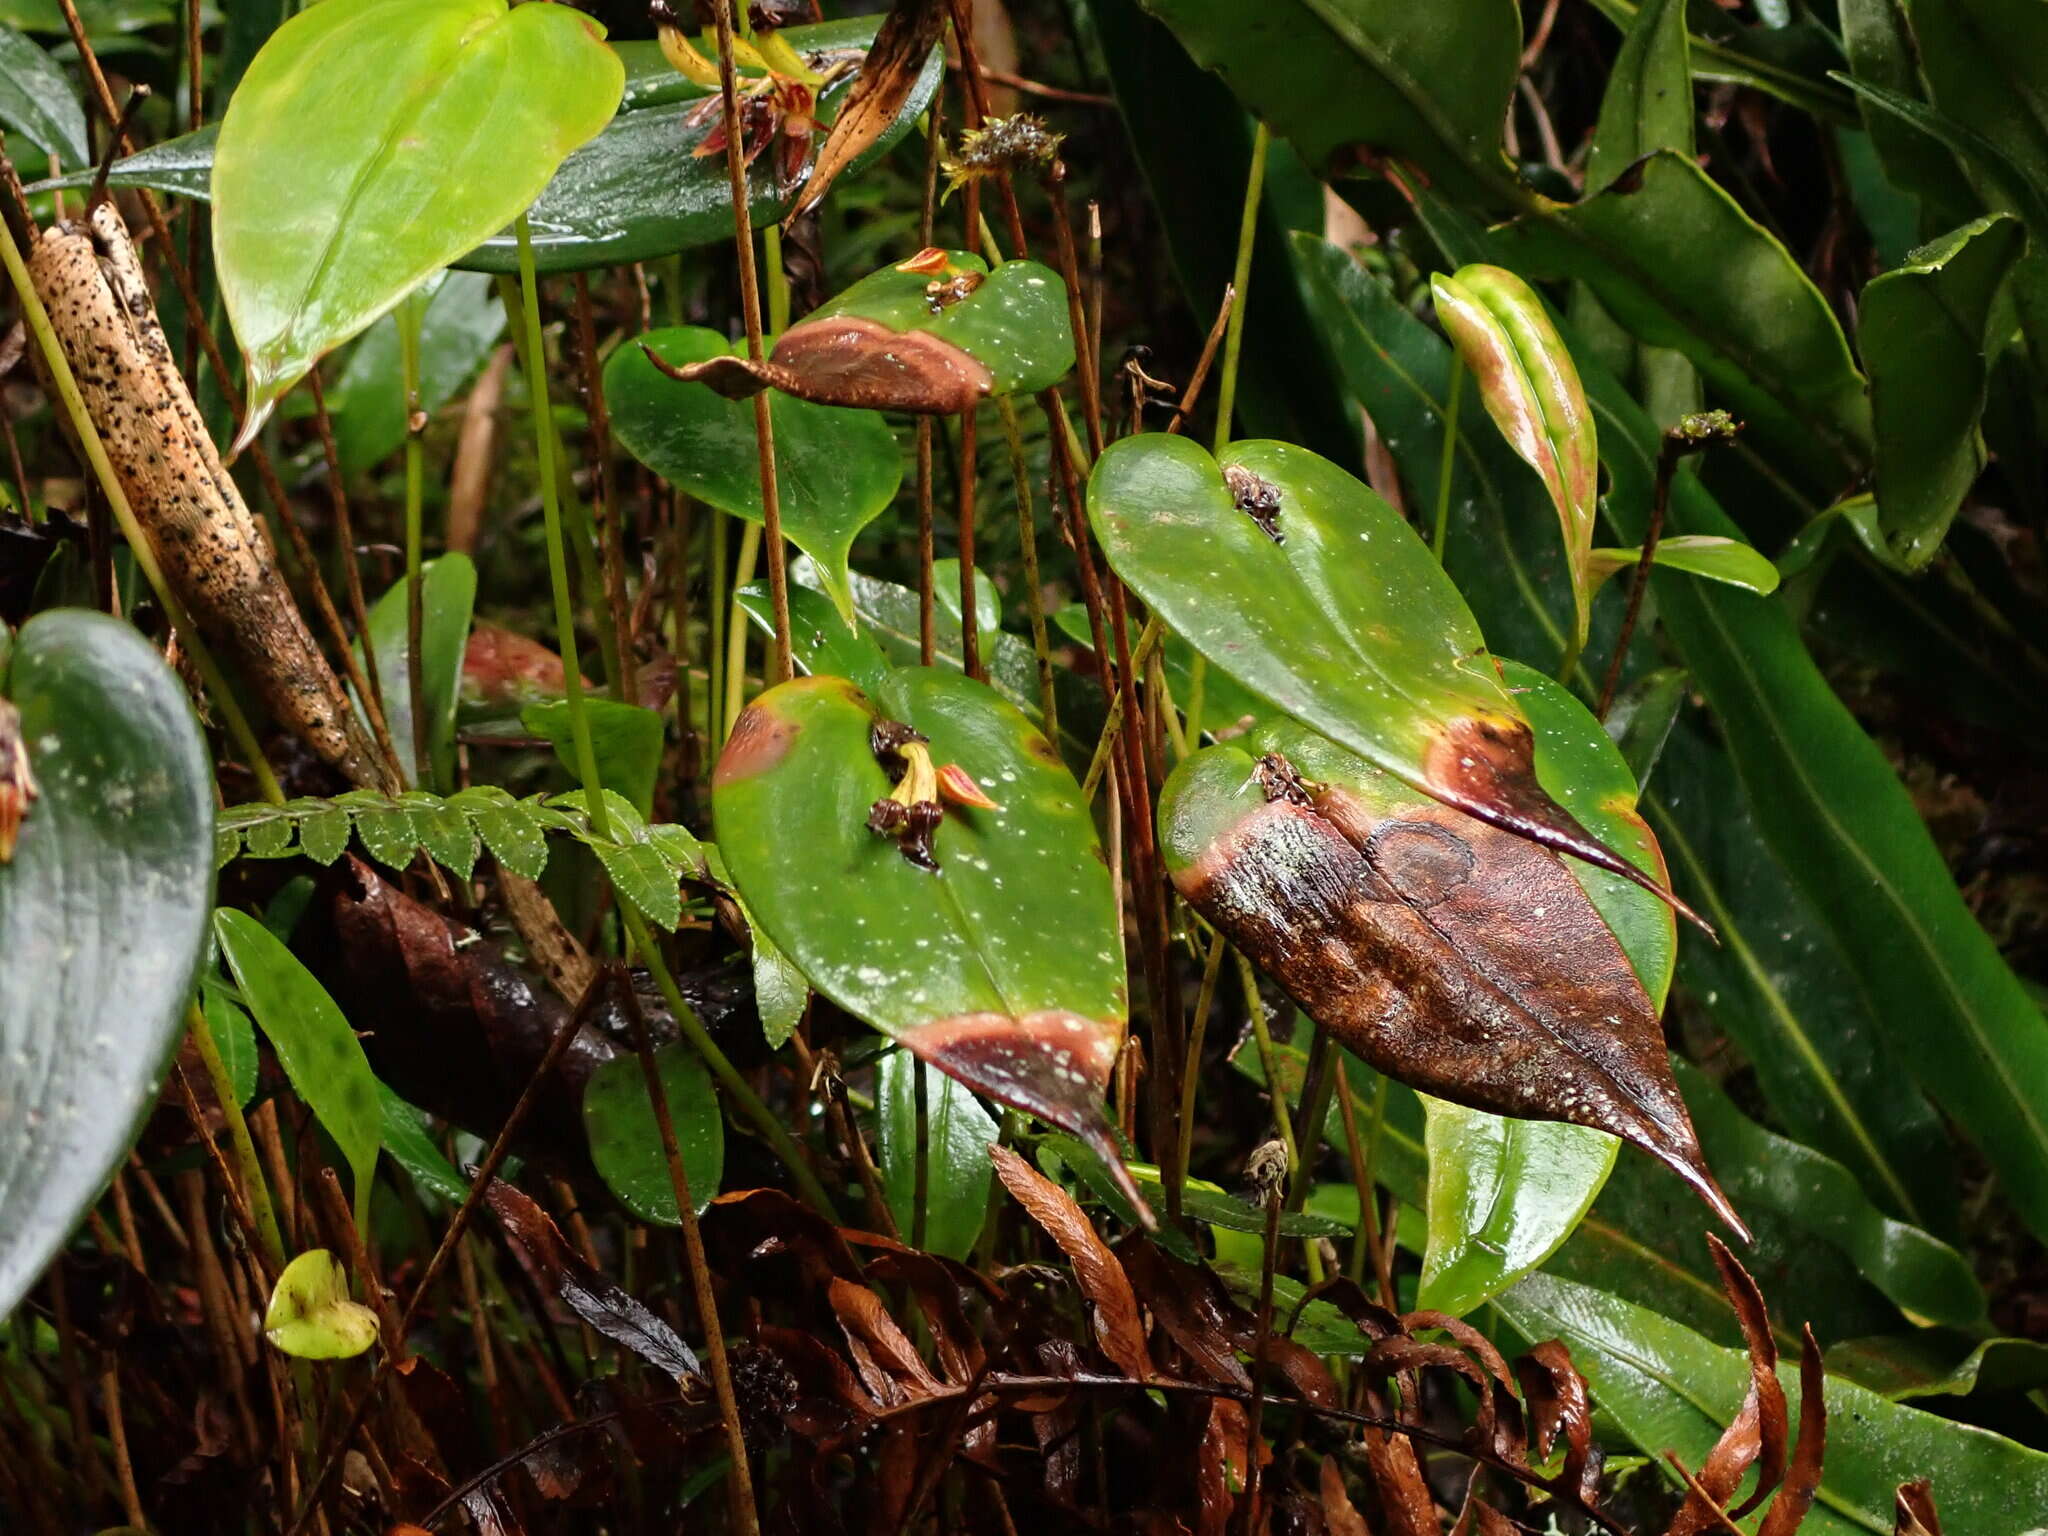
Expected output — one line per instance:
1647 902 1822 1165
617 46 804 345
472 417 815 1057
988 1143 1152 1382
1758 1327 1826 1536
788 0 944 221
1160 732 1742 1233
1894 1480 1943 1536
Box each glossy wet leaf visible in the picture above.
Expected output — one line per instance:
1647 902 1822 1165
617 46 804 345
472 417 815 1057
1859 215 2025 569
1495 1270 2048 1536
675 252 1074 412
749 915 807 1049
0 611 213 1321
263 1250 378 1360
713 671 1128 1181
0 23 85 164
1492 150 1873 494
215 908 382 1213
522 699 665 823
1159 701 1733 1234
356 554 476 792
214 0 624 436
1586 534 1782 596
330 270 505 475
1585 0 1692 194
377 1084 467 1207
1089 431 1674 904
1838 1 1970 217
41 20 939 276
876 1049 996 1260
1431 265 1599 650
582 1045 723 1224
1137 0 1522 208
607 326 903 625
1605 666 1687 791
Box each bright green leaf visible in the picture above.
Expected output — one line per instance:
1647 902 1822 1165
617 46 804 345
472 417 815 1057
331 270 505 475
263 1249 379 1360
1587 534 1783 595
375 1085 466 1207
523 698 665 823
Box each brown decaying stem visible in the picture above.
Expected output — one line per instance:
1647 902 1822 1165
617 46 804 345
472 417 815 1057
916 77 944 667
620 976 761 1536
281 980 610 1536
1170 927 1228 1220
100 1365 146 1531
1045 168 1105 461
56 0 402 790
306 369 395 761
572 273 635 696
708 0 790 686
1598 429 1685 717
1239 1178 1284 1535
1167 284 1236 438
956 405 981 679
996 395 1056 734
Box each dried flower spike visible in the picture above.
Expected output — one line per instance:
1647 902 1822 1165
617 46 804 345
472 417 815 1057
1224 463 1285 544
0 697 36 862
941 114 1064 195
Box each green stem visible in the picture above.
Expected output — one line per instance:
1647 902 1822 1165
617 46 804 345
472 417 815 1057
764 225 790 336
708 510 728 752
186 1003 284 1270
515 216 608 838
724 521 762 741
1237 951 1301 1182
1184 653 1207 745
1433 353 1465 561
622 906 836 1218
1212 121 1269 456
398 289 429 790
0 218 282 804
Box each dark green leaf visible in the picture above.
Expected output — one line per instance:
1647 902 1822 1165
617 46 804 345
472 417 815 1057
608 327 903 625
1837 0 1970 215
0 23 86 164
0 611 213 1320
1859 214 2025 568
1585 0 1692 194
203 989 259 1108
522 698 665 823
876 1050 996 1260
215 908 382 1211
213 0 624 437
375 1084 467 1207
1603 665 1687 790
330 271 506 475
582 1044 722 1223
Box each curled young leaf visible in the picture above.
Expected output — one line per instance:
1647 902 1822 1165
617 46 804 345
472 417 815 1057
1089 432 1694 921
1432 265 1599 649
663 251 1073 412
1157 717 1740 1233
264 1250 379 1360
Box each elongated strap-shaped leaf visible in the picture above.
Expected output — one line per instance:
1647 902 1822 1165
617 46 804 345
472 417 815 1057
0 611 214 1321
0 25 87 165
672 251 1073 411
1432 265 1599 650
215 0 624 438
1587 535 1781 596
1160 711 1737 1234
1860 214 2025 569
1088 431 1684 912
1585 0 1692 194
608 326 904 626
713 672 1128 1183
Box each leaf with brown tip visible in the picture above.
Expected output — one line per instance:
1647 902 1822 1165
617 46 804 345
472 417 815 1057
788 0 945 220
1157 720 1741 1234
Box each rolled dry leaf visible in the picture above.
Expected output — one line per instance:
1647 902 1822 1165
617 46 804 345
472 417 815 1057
27 201 390 790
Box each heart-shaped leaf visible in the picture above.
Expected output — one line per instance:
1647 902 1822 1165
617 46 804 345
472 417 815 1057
41 23 941 277
0 610 214 1322
1157 690 1735 1237
214 0 624 440
608 326 904 625
1431 264 1599 652
670 250 1074 412
712 671 1129 1189
1587 534 1782 596
264 1249 379 1360
1088 431 1684 913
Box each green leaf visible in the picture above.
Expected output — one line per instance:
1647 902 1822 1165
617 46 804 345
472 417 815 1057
1586 534 1783 595
1580 0 1854 120
356 553 477 792
0 612 212 1319
348 799 420 871
298 802 353 867
375 1084 467 1207
1859 214 2026 568
213 0 623 437
1585 0 1692 194
522 698 665 823
1088 431 1670 902
0 24 85 164
402 791 480 881
1135 0 1523 209
1603 665 1687 790
330 270 505 475
203 989 259 1109
1432 265 1600 651
38 19 940 277
263 1249 379 1360
876 1050 996 1260
1490 150 1873 493
713 671 1127 1172
455 784 550 880
1826 1332 2048 1402
214 908 382 1214
748 912 807 1050
607 327 903 627
1838 0 1971 215
1494 1270 2048 1536
582 1045 723 1224
678 253 1074 411
1578 327 2048 1246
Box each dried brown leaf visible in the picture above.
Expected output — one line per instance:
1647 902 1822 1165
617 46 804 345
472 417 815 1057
1320 1455 1371 1536
1894 1480 1943 1536
1364 1426 1440 1536
1515 1340 1596 1506
788 0 944 220
827 1276 947 1405
988 1143 1152 1381
1664 1238 1786 1536
1195 1397 1252 1536
481 1177 700 1382
1758 1328 1826 1536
